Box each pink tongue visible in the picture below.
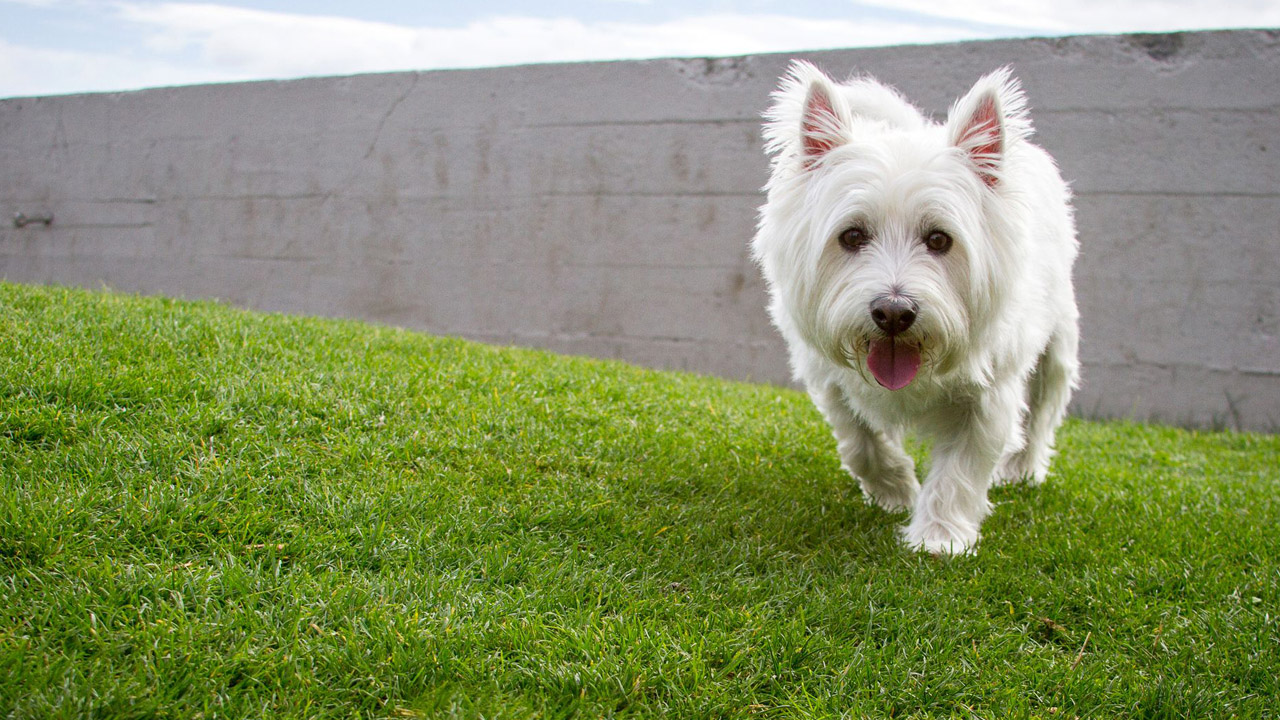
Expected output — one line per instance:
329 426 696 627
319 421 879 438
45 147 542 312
867 338 921 390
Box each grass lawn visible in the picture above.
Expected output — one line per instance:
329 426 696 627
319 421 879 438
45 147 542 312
1 282 1277 719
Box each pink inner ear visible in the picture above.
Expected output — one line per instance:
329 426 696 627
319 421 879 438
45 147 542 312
801 84 840 168
958 95 1002 187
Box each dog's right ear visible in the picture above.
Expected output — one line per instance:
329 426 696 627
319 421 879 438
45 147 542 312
763 61 847 170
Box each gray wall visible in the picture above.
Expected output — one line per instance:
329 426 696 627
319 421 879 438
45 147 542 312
2 30 1277 430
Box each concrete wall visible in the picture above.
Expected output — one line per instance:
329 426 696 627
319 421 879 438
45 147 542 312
1 30 1277 430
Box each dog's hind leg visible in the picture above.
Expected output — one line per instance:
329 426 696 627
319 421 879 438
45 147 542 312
810 383 919 512
997 324 1080 485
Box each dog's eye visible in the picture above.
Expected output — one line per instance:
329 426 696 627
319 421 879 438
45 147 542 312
925 230 953 254
838 226 870 252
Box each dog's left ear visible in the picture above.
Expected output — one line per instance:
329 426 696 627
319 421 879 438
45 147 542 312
947 68 1032 188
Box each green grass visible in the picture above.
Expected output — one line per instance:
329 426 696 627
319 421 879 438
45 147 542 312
1 281 1277 719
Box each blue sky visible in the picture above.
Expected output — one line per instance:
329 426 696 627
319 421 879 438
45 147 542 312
2 0 1276 99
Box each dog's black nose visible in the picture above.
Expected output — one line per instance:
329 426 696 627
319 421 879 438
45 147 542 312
870 295 918 336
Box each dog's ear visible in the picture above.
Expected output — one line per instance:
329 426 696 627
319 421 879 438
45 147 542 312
763 61 848 170
800 79 844 167
947 67 1032 188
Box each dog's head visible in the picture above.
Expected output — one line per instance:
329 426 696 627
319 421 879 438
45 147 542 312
753 61 1033 390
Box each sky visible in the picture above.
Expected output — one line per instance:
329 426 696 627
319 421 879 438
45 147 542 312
1 0 1277 99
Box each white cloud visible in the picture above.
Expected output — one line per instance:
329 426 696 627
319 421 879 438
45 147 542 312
860 0 1280 34
115 3 419 75
0 37 237 98
109 3 995 81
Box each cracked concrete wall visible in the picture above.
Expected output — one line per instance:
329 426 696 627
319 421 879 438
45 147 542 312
1 30 1277 430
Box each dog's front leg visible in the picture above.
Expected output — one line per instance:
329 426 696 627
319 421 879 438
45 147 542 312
810 383 919 512
903 385 1021 555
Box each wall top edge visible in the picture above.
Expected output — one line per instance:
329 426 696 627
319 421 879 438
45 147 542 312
2 27 1276 105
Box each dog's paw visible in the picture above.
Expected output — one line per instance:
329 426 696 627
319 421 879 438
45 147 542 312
861 482 917 513
855 467 919 513
900 520 979 556
994 453 1048 487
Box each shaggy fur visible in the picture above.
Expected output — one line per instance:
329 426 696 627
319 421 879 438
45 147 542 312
752 62 1080 554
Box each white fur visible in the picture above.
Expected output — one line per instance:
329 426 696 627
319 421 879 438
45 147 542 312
753 62 1080 555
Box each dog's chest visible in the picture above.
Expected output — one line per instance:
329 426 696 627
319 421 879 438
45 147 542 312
841 372 981 431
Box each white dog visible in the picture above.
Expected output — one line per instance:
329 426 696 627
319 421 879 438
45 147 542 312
752 62 1080 554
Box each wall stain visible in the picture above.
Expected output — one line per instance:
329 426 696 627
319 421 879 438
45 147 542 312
1127 32 1185 62
670 56 755 86
433 133 450 191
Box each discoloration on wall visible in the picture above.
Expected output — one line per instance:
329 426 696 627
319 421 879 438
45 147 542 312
1 30 1277 430
1128 32 1186 63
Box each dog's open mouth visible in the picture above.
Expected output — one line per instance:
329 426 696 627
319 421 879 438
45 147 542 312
867 337 921 390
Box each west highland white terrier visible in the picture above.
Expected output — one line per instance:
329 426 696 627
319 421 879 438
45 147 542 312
752 62 1080 554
